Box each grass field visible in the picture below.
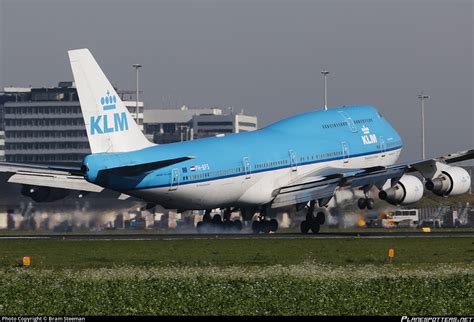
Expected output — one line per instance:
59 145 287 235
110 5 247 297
0 237 472 315
0 237 473 268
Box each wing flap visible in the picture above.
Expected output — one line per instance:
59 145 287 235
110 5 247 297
346 167 405 188
271 177 341 208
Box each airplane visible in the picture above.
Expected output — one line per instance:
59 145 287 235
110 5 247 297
0 48 472 234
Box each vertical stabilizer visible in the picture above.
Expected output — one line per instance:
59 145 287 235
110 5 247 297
68 48 154 154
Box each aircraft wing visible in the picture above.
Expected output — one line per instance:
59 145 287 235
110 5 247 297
0 162 103 193
271 149 474 208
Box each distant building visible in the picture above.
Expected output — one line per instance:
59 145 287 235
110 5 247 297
0 82 144 165
144 105 258 144
0 131 4 162
192 112 258 139
143 106 222 143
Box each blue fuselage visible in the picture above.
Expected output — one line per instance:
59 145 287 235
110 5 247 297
83 105 403 206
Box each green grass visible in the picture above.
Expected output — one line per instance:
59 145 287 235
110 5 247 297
0 237 472 315
0 237 472 269
0 264 472 315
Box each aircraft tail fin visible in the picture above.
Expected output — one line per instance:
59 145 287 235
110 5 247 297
68 48 154 154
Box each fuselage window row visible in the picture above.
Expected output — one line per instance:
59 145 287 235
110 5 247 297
180 149 349 182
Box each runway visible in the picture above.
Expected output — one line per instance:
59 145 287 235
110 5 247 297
0 231 473 240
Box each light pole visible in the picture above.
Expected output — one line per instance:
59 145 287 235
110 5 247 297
178 125 190 142
321 70 329 110
417 92 430 159
132 64 142 123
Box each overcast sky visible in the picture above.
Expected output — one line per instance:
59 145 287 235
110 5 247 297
0 0 472 162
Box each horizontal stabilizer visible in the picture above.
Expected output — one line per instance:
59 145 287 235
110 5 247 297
101 156 194 176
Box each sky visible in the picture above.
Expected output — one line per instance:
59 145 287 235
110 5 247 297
0 0 472 163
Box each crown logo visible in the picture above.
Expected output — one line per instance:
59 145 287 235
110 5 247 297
100 91 117 111
361 126 370 134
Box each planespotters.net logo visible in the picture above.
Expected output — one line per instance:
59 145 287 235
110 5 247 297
401 317 474 322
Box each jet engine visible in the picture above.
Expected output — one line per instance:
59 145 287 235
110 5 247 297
21 185 70 203
425 166 471 197
378 174 424 205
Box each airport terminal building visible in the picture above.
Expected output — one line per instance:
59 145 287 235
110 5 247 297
144 106 258 144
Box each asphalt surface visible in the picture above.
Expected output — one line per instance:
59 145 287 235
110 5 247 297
0 231 472 240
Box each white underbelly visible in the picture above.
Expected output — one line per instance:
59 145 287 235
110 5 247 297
126 148 401 210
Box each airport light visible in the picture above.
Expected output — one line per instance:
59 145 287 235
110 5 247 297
132 64 142 123
417 92 430 159
321 70 330 110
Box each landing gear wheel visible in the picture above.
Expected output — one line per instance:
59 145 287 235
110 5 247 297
197 221 209 233
269 219 278 232
300 220 310 234
315 212 325 225
261 221 271 234
233 220 242 232
366 198 375 210
212 214 222 224
252 221 261 234
224 220 233 231
310 221 320 234
203 212 212 222
358 198 367 209
196 221 204 233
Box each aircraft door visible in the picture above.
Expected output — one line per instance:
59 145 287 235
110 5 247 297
341 141 350 165
379 136 386 158
338 111 358 133
243 157 251 179
289 149 298 172
170 168 180 191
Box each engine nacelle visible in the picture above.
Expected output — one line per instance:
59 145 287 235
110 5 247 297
425 166 471 197
378 175 424 205
21 185 70 203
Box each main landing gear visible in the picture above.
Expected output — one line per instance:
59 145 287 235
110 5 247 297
357 197 374 210
300 200 325 234
196 209 242 233
251 207 278 234
358 185 375 210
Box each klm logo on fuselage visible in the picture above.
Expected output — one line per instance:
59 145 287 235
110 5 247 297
90 91 129 135
361 126 377 145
